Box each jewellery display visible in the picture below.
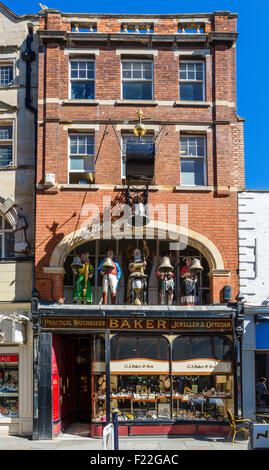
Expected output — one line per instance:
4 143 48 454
91 374 234 423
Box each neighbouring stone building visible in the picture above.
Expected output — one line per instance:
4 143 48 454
239 191 269 421
0 3 38 435
32 8 245 439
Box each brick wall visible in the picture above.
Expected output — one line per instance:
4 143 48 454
35 10 244 303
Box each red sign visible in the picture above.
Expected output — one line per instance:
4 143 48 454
0 355 18 363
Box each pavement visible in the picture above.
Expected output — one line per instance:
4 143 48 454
0 426 249 451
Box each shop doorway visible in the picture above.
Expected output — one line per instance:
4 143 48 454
52 333 105 437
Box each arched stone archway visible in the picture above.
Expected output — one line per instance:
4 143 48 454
47 220 226 273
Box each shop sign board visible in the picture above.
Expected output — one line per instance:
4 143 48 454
172 358 232 375
0 355 18 363
42 316 232 332
110 358 169 375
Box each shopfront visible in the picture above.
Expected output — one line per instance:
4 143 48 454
0 353 19 420
0 309 33 435
33 305 241 439
242 307 269 421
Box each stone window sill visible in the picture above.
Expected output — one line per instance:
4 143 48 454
174 185 213 192
62 99 99 105
60 184 101 190
174 100 211 107
115 184 159 191
116 99 158 106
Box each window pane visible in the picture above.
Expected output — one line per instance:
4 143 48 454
5 230 15 257
70 135 94 155
0 146 12 166
70 157 85 170
133 69 142 79
181 159 205 186
122 81 152 100
214 336 233 361
70 145 77 155
0 66 13 86
139 337 168 360
180 138 188 156
191 337 212 358
180 83 203 101
71 61 94 79
70 156 94 171
122 69 131 79
172 337 192 361
111 336 138 360
0 126 12 140
122 62 131 71
71 81 95 99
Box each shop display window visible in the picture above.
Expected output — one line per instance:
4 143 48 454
109 334 171 421
110 375 171 421
172 374 234 421
255 352 269 413
92 333 235 423
172 335 234 421
92 374 106 422
0 354 19 418
92 335 106 422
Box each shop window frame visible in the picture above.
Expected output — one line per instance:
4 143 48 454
121 59 153 100
69 58 95 100
0 122 14 168
0 213 15 259
180 134 207 186
179 60 205 101
68 132 95 184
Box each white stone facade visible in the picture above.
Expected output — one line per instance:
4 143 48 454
239 191 269 305
0 4 38 435
239 191 269 420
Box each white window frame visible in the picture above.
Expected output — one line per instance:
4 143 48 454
179 60 205 101
68 133 95 183
0 63 14 87
121 133 154 180
0 122 14 168
69 58 95 100
180 134 207 186
0 214 14 258
121 59 153 100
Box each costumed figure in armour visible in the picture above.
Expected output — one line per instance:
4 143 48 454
72 253 94 304
180 256 203 305
155 254 176 305
128 241 149 306
98 246 121 305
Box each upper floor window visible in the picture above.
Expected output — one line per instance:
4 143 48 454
0 65 13 86
179 61 205 101
0 124 13 167
0 215 15 258
70 60 95 99
180 135 206 186
121 133 154 180
68 133 95 184
122 60 153 100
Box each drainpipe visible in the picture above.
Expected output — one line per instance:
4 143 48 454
22 28 38 294
22 28 40 440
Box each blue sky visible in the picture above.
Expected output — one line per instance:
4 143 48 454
6 0 268 189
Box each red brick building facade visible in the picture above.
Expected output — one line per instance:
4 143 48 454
33 9 245 439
